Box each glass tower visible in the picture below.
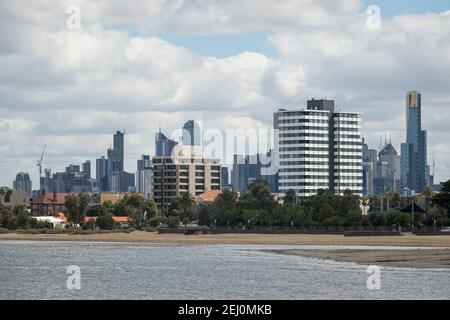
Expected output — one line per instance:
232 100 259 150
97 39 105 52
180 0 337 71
401 91 427 194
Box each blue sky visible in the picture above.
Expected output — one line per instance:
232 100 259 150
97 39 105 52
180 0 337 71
156 0 450 58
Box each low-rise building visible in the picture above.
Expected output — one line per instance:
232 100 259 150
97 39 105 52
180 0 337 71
30 192 68 216
0 189 31 209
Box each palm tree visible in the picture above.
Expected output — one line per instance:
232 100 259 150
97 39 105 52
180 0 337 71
422 186 434 214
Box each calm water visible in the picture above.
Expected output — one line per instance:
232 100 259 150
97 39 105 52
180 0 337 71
0 241 449 300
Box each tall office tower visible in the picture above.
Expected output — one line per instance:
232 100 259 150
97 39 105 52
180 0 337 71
275 99 363 198
231 154 262 193
13 172 32 196
182 120 201 146
155 129 178 157
375 140 401 195
220 167 230 189
362 141 377 196
108 131 125 172
136 155 153 199
401 91 427 195
110 171 135 193
152 147 221 212
82 161 91 179
96 156 112 191
40 168 53 193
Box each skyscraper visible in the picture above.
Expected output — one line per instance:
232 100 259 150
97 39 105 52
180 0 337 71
275 99 363 198
96 131 135 192
108 131 125 172
13 172 32 196
82 161 91 179
136 155 153 199
401 91 427 194
155 130 178 157
182 120 201 146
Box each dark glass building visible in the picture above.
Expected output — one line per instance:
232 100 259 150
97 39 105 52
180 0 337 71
401 91 427 194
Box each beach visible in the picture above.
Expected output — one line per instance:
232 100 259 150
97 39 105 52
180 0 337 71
2 232 450 269
269 248 450 269
1 231 450 247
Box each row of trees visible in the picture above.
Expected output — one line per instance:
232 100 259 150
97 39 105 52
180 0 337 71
2 179 450 231
0 204 52 230
64 193 163 230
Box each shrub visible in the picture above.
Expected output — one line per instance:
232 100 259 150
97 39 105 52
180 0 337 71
96 214 114 230
167 216 180 229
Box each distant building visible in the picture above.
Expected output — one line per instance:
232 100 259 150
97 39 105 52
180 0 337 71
96 131 135 192
182 120 201 146
152 146 221 212
401 91 428 194
362 141 376 196
82 161 91 179
374 141 401 195
13 172 32 196
231 154 261 193
96 156 112 191
136 155 153 199
275 99 363 198
39 163 98 194
231 151 279 193
155 129 178 157
220 167 230 189
110 171 135 193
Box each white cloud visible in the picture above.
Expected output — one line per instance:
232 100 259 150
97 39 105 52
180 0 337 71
1 1 450 187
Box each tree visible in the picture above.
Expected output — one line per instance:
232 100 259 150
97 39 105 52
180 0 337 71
65 194 88 226
14 205 31 229
179 193 195 226
433 180 450 211
284 189 297 205
96 214 114 230
167 216 180 228
87 204 107 217
422 186 434 212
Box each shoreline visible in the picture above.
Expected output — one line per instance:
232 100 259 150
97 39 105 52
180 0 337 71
1 231 450 247
269 248 450 269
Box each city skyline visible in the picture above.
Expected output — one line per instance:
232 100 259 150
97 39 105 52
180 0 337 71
1 1 450 187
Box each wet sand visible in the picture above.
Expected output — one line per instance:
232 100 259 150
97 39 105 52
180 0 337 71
269 248 450 269
1 231 450 247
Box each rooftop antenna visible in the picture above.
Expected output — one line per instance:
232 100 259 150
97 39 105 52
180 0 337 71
379 135 382 150
389 133 392 145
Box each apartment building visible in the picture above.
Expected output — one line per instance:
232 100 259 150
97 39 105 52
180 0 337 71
152 146 221 212
275 99 363 199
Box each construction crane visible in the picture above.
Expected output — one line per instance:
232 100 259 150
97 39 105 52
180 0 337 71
37 144 46 177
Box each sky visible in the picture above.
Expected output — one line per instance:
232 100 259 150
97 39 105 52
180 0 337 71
1 0 450 189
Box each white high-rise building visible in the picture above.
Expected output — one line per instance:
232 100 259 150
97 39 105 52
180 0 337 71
274 99 363 199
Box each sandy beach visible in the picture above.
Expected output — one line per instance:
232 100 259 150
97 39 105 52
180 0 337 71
269 248 450 269
1 231 450 247
1 232 450 268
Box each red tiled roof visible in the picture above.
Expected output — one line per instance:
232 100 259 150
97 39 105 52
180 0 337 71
84 216 129 223
31 193 69 205
197 190 222 202
56 213 67 223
